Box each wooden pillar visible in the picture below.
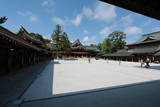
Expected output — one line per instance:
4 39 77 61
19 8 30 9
21 55 24 66
34 53 36 64
7 49 13 74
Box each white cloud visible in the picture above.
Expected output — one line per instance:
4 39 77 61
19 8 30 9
124 26 142 35
51 1 116 27
141 20 151 28
83 30 89 35
82 7 93 19
152 27 160 32
93 2 117 22
121 14 133 27
83 36 89 42
82 2 117 22
41 1 49 7
17 11 31 17
100 26 112 37
44 33 52 39
51 1 117 27
52 15 82 27
82 36 96 45
52 17 65 25
29 15 37 22
41 0 54 13
17 11 37 22
70 14 82 26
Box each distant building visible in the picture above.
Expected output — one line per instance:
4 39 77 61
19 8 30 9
103 31 160 62
65 39 100 58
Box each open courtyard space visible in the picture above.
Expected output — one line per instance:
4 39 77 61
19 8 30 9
1 0 160 107
20 59 160 102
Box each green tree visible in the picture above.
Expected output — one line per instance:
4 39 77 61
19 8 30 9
0 16 7 24
98 38 112 53
30 33 51 44
61 32 71 54
51 24 71 58
108 31 126 53
99 31 126 53
51 24 62 58
43 38 51 44
30 33 44 42
90 44 97 47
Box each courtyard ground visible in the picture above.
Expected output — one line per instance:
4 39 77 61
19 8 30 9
0 61 50 107
4 59 160 107
17 59 160 104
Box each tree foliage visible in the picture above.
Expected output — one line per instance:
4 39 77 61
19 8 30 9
30 33 44 41
51 24 71 58
43 38 51 44
0 16 7 24
30 33 51 44
98 38 112 53
90 44 97 47
98 31 126 53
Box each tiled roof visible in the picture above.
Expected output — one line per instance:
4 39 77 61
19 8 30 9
71 39 82 47
127 31 160 46
128 45 160 54
71 39 100 53
0 26 41 51
84 46 100 52
155 51 160 56
103 52 133 57
17 26 42 44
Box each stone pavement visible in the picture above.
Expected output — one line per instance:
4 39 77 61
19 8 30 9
20 61 56 101
3 59 160 107
20 80 160 107
0 60 51 107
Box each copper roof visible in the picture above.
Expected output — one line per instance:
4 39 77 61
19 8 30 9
103 52 133 57
0 26 41 51
71 39 82 47
128 46 160 54
71 39 100 53
17 26 43 44
127 31 160 46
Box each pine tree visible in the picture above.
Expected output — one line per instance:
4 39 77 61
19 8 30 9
0 16 7 24
51 24 71 58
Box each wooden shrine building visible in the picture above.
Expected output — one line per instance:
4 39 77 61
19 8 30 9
0 26 52 74
65 39 100 58
103 31 160 62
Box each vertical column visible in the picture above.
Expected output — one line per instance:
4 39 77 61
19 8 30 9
7 48 13 74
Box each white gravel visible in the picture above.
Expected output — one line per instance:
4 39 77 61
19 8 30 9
21 59 160 101
53 59 160 94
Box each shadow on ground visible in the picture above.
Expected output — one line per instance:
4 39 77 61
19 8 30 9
0 60 51 107
149 65 160 71
18 60 61 101
133 64 160 71
20 80 160 107
63 58 78 61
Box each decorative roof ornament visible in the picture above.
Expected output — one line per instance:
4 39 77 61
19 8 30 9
17 26 42 44
71 39 83 47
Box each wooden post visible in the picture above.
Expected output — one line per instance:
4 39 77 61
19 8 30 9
7 49 13 74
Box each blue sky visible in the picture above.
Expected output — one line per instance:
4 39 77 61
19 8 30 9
0 0 160 45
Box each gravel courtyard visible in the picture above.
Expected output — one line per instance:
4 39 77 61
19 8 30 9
21 59 160 101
